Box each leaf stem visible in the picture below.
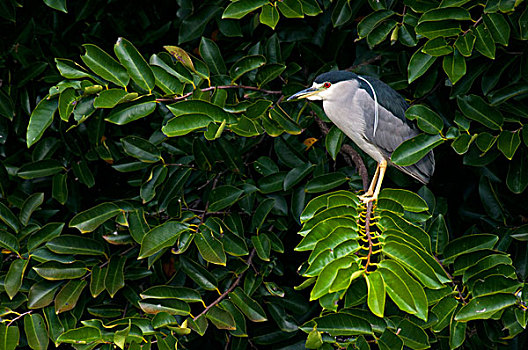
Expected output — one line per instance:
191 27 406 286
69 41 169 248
156 85 282 102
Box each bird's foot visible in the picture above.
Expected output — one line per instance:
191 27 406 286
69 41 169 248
358 193 377 204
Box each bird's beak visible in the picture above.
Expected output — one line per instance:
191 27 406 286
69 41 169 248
287 87 320 101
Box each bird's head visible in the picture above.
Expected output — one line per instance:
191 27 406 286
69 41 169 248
287 71 358 101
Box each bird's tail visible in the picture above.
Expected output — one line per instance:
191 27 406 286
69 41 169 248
392 151 435 185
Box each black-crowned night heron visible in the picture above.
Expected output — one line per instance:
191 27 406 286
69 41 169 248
288 70 435 203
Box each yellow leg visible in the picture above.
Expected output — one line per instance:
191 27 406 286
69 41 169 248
359 160 387 204
363 163 380 197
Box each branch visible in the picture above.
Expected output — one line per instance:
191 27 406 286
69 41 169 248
156 85 282 102
194 249 256 320
363 201 375 271
345 55 382 72
8 311 32 326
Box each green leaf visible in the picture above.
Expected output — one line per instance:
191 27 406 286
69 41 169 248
421 37 453 57
507 150 528 194
277 0 304 18
105 256 126 297
405 104 443 134
0 323 19 350
105 98 157 125
24 314 48 350
57 326 101 344
456 94 503 130
311 313 372 336
27 223 65 252
28 280 62 309
208 185 244 212
252 234 271 261
90 266 106 297
520 6 528 40
199 37 226 75
33 261 88 280
311 257 358 299
357 10 395 38
0 230 18 253
81 44 129 87
454 32 476 57
167 100 233 123
0 90 14 121
51 173 68 205
415 21 461 39
379 189 428 212
18 192 44 226
419 7 471 22
367 20 398 47
27 97 57 148
483 13 510 46
325 126 345 160
305 173 348 193
251 198 276 232
443 234 498 263
140 165 168 203
206 306 236 330
43 0 67 12
474 24 496 59
455 294 516 321
140 286 203 303
497 130 521 160
69 202 121 233
139 221 188 259
260 4 280 29
229 55 266 82
55 279 87 313
366 270 385 317
5 258 28 299
17 159 64 179
58 88 76 121
121 136 161 163
229 287 267 322
162 114 213 136
139 298 191 316
391 133 444 166
443 50 466 84
222 0 269 19
397 319 430 349
408 51 437 83
114 37 155 92
54 58 93 80
93 89 135 108
283 163 313 191
180 257 218 291
195 228 227 265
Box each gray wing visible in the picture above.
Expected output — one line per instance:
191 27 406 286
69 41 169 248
356 88 435 184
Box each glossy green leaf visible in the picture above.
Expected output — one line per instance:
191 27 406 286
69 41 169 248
229 287 267 322
312 313 372 336
54 58 93 80
5 258 28 299
180 257 218 291
229 55 266 82
206 306 236 330
455 294 516 321
415 20 461 39
365 270 385 317
421 37 453 56
139 298 191 316
27 97 57 148
24 314 48 350
222 0 269 19
455 32 476 57
33 261 88 280
357 10 395 38
56 326 101 344
419 7 471 22
208 185 244 212
121 136 161 163
391 133 443 166
140 286 203 303
497 130 521 160
104 256 126 297
474 24 496 59
114 37 155 92
507 150 528 194
483 13 510 46
18 159 64 179
105 99 157 125
199 37 226 75
0 229 18 252
456 94 503 130
140 165 168 203
51 173 68 205
69 202 120 233
81 44 129 87
94 89 135 108
408 51 437 83
443 50 466 84
260 4 280 29
55 279 87 313
277 0 304 18
405 104 443 134
27 223 64 252
195 228 227 265
0 323 19 350
58 88 76 121
139 221 188 259
252 233 271 261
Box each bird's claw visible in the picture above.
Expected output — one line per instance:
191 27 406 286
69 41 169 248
358 194 377 204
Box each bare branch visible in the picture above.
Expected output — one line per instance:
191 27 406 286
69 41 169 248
156 85 282 102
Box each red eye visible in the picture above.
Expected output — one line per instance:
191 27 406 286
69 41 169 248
324 82 331 88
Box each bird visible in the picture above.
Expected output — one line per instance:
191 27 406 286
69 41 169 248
288 70 435 204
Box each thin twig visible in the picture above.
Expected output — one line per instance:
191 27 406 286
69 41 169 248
156 85 282 102
7 311 32 326
346 55 382 72
194 249 257 320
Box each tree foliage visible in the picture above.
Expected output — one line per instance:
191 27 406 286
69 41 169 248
1 0 528 349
